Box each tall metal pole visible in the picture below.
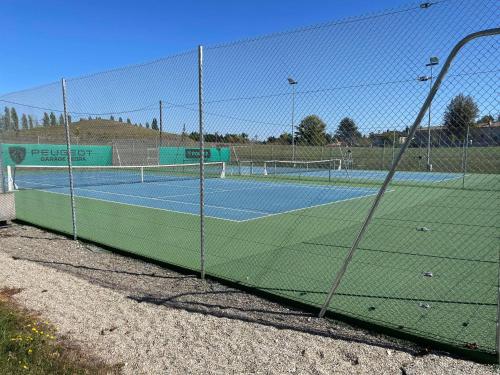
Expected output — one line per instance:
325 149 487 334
159 100 163 148
288 77 298 162
61 78 77 240
291 83 296 161
198 45 206 279
426 65 433 171
392 130 396 165
0 143 5 193
318 28 500 318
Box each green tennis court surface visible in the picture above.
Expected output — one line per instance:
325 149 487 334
13 171 500 358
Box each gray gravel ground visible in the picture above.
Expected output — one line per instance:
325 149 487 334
0 222 497 374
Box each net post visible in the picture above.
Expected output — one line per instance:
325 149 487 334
263 162 268 176
140 167 144 183
318 28 500 318
198 45 206 280
220 162 226 178
61 78 78 241
329 160 332 183
6 165 14 192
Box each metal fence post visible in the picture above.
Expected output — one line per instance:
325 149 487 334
159 100 163 148
0 143 5 193
61 78 77 240
318 28 500 318
462 122 471 189
198 45 206 279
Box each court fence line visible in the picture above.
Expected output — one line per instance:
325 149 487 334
1 0 499 362
318 28 500 322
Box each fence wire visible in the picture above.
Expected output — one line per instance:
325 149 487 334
1 0 499 361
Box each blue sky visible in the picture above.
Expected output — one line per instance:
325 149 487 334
1 0 498 138
1 0 411 93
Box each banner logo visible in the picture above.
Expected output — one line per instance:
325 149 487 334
8 146 26 164
185 149 211 159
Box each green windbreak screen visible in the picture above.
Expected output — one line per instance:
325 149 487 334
159 147 230 164
1 144 113 166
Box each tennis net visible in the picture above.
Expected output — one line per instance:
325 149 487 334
263 159 342 175
8 162 225 190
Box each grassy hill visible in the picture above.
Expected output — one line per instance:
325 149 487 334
0 119 194 145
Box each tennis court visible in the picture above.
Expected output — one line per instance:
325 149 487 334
11 163 380 221
9 159 500 360
230 163 464 184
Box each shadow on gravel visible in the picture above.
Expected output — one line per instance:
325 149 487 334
128 293 422 357
131 291 313 317
11 256 195 280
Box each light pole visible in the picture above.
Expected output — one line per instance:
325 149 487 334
288 77 298 161
418 56 439 171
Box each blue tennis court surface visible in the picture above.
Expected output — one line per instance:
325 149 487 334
229 165 462 183
15 176 379 222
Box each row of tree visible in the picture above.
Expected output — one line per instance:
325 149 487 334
263 94 497 146
1 94 497 145
0 110 164 132
0 107 76 131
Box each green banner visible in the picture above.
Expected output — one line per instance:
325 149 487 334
1 143 113 166
159 147 230 164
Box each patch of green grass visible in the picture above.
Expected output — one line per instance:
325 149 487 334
0 288 120 374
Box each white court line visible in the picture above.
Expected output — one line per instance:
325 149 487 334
16 178 389 222
235 189 395 222
71 186 271 215
157 183 290 199
159 181 379 200
17 180 265 216
72 184 391 223
214 177 379 193
29 189 244 223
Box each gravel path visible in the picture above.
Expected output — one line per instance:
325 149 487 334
0 223 497 374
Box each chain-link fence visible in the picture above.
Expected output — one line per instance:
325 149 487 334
1 0 499 362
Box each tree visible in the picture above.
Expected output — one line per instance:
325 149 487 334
334 117 362 145
59 114 65 126
295 115 328 145
21 114 29 130
4 107 11 130
67 115 72 124
188 132 200 141
10 108 19 131
266 132 292 144
443 94 479 140
145 122 150 129
43 112 50 127
118 117 123 123
126 118 131 124
110 115 115 121
151 118 158 130
49 112 57 127
28 115 34 129
477 114 494 125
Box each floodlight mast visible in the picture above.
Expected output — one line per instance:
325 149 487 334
288 77 298 161
422 56 439 171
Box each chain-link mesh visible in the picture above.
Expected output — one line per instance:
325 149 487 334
1 0 498 360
